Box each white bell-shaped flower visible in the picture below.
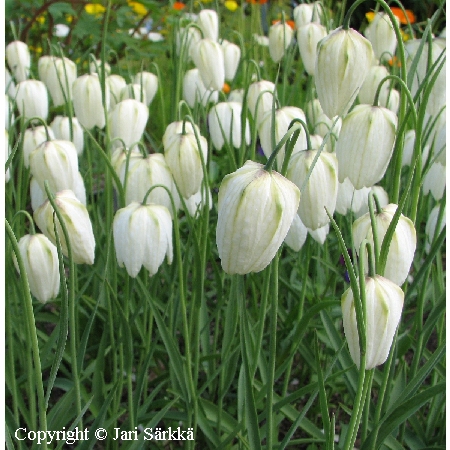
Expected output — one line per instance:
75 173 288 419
216 160 300 274
197 9 219 41
335 177 371 216
297 22 327 75
364 13 398 62
34 190 95 264
29 139 79 194
269 22 294 63
176 26 202 62
247 80 277 127
356 185 389 218
122 153 180 217
352 203 416 286
286 149 338 230
358 64 390 105
308 223 329 244
50 116 84 156
106 74 127 109
336 104 397 189
208 102 250 150
119 83 147 104
315 27 374 118
162 120 201 150
164 132 208 199
183 68 218 108
221 40 241 81
425 204 445 253
72 74 110 129
133 71 158 106
6 40 31 82
342 275 404 369
258 106 308 168
14 234 60 303
108 99 149 148
284 214 308 252
423 162 446 201
192 38 225 91
23 126 55 168
38 55 77 106
293 2 322 29
113 202 173 277
15 80 49 123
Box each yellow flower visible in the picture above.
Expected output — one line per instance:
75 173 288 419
36 15 45 24
84 3 106 16
365 12 375 23
127 1 148 16
225 0 239 11
66 15 73 23
400 29 411 41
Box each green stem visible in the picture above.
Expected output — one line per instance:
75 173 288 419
266 253 279 450
6 220 48 450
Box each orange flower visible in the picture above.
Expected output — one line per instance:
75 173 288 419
272 19 295 30
388 56 401 67
390 6 416 25
247 0 268 4
222 82 231 94
173 1 186 10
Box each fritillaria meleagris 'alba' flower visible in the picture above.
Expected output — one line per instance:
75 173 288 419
216 160 300 274
192 38 225 91
38 55 77 107
293 2 322 29
342 275 404 369
183 68 218 108
29 139 79 194
197 9 219 41
423 162 446 201
164 132 208 199
106 74 127 109
6 40 31 82
336 104 397 189
247 80 277 128
108 99 149 148
269 22 294 63
50 116 84 156
14 234 60 303
284 214 308 252
352 203 416 286
113 202 173 277
15 80 49 123
121 153 180 217
221 40 241 81
119 84 147 104
425 204 445 253
208 102 250 150
258 106 308 168
286 149 338 230
297 22 327 75
335 177 371 216
23 126 55 168
356 185 389 218
176 26 202 62
72 74 110 129
133 71 158 106
315 27 374 118
34 190 95 264
364 13 398 62
358 64 390 105
162 120 201 150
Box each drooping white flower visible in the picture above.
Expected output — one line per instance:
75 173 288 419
6 40 31 82
297 22 327 75
197 9 219 41
133 72 158 106
352 204 416 286
192 38 225 91
269 22 294 63
23 126 55 168
34 190 95 264
14 234 60 303
15 80 49 123
221 40 241 81
315 27 374 118
183 68 218 108
216 160 300 274
50 116 84 156
247 80 277 128
342 275 404 369
113 202 173 277
364 13 398 62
